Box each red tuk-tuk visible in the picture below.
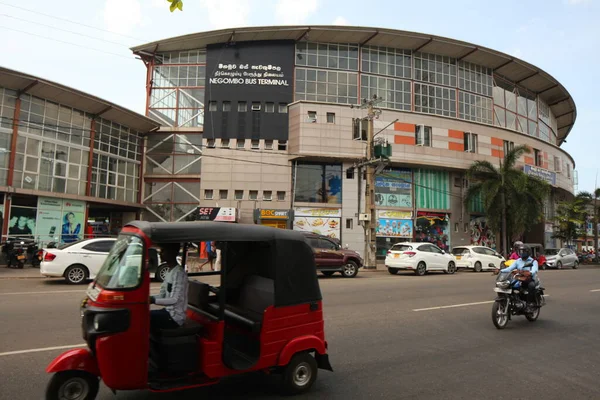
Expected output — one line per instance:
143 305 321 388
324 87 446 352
45 221 332 399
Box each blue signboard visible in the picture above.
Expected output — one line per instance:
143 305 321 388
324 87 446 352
524 165 556 186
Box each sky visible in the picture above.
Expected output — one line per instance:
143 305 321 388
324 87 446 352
0 0 599 192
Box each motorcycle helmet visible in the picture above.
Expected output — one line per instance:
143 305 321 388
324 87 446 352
518 245 531 260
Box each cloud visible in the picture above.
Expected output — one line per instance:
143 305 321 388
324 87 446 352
103 0 142 35
275 0 319 25
567 0 591 4
199 0 251 29
332 16 349 25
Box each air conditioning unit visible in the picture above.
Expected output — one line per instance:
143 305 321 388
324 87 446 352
358 213 370 221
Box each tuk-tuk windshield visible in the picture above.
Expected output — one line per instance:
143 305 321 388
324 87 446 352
95 235 144 289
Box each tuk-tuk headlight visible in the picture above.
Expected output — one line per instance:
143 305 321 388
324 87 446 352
93 316 100 331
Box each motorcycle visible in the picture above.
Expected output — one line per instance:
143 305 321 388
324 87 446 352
5 240 27 269
490 262 546 329
28 243 43 268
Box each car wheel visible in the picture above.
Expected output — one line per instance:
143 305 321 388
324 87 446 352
64 265 89 285
388 267 399 275
46 370 99 400
556 261 562 270
573 261 579 269
474 262 482 272
321 271 335 277
415 262 427 276
342 261 359 278
281 352 318 395
155 263 170 282
446 262 456 275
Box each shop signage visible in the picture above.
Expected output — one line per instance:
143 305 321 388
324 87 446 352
196 207 237 222
376 218 413 238
294 207 342 218
210 63 289 86
375 169 412 207
377 210 412 219
524 165 556 186
259 209 291 219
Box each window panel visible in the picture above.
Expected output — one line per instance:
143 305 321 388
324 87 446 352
414 53 456 87
295 67 358 104
414 83 456 117
458 61 492 96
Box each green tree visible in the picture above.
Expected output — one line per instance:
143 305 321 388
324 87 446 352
553 192 590 246
572 189 600 258
465 145 550 255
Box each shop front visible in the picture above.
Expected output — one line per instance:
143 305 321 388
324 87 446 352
293 207 341 240
415 212 451 252
254 209 293 229
375 210 413 258
469 216 497 250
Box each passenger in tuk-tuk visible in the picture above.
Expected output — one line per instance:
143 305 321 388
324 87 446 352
149 243 188 331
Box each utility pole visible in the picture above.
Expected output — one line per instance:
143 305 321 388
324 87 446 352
353 95 384 269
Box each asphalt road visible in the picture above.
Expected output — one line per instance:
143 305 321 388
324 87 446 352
1 267 600 400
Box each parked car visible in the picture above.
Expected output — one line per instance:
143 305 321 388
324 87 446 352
385 242 457 276
543 248 579 269
40 238 116 284
451 246 505 272
303 233 363 277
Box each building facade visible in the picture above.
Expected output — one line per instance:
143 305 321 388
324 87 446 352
132 26 577 256
0 67 159 245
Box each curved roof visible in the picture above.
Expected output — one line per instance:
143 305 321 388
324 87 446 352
131 25 576 142
0 66 159 133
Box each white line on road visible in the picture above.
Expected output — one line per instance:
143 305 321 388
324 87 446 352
413 301 494 312
413 296 550 312
0 344 86 357
590 289 600 292
0 290 85 296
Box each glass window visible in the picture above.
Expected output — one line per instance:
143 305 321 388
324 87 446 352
238 101 247 112
222 101 231 112
278 140 287 151
463 132 478 153
294 163 342 204
265 102 275 113
458 91 492 124
249 190 258 200
263 190 272 201
361 46 411 78
277 191 285 201
415 125 432 147
278 103 288 113
296 42 359 71
221 139 230 148
234 190 243 200
94 236 143 290
219 190 228 200
237 139 245 148
209 101 217 112
458 61 492 96
326 112 335 123
414 83 456 117
361 74 411 111
295 67 359 104
265 140 273 150
204 189 213 200
414 53 456 87
251 139 259 149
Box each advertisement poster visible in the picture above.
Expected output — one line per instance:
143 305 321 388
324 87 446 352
37 198 86 244
294 164 343 204
469 216 496 249
8 206 37 238
415 212 450 251
293 208 341 239
195 207 238 222
375 169 412 207
376 210 413 238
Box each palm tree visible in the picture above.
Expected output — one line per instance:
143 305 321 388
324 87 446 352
465 145 550 255
575 189 600 258
553 192 590 247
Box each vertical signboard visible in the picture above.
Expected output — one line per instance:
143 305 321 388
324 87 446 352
375 169 412 208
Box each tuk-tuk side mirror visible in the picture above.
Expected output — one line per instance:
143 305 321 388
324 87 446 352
344 244 349 250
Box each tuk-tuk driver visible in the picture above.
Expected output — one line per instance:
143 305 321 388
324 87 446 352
149 243 188 330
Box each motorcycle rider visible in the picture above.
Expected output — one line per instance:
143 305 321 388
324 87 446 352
498 245 539 311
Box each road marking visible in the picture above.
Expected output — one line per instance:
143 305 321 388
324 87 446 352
0 344 86 357
590 289 600 292
413 296 550 312
0 290 85 296
413 301 494 312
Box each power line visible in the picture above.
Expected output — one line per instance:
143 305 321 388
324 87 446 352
0 1 148 42
0 26 135 61
0 13 130 47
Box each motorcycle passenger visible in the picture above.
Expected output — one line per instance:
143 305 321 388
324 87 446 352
508 240 523 260
149 243 188 331
500 245 538 310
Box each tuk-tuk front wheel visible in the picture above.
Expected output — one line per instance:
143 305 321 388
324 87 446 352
46 370 99 400
282 353 318 395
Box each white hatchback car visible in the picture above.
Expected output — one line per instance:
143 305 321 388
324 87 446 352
451 246 505 272
40 238 116 284
385 242 457 276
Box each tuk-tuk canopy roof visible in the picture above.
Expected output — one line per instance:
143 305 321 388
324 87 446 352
126 220 306 243
125 221 322 307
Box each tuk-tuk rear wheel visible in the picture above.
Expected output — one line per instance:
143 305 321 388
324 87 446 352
46 371 99 400
282 353 318 395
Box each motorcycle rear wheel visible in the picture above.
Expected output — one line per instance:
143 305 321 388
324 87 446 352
492 300 509 329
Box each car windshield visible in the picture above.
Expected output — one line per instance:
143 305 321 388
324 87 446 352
95 235 144 290
392 245 412 252
451 248 469 255
545 249 559 256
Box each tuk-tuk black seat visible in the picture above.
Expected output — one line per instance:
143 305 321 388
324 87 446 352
155 320 204 338
209 275 274 333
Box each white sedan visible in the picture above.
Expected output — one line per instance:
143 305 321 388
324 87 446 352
451 246 505 272
385 242 457 276
40 238 116 284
